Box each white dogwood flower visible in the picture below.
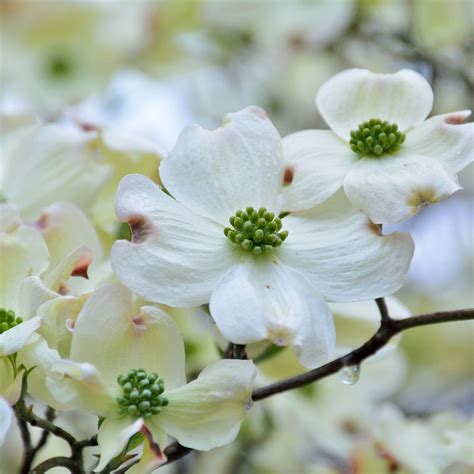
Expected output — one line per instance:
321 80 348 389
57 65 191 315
111 106 414 368
282 69 473 223
39 283 256 471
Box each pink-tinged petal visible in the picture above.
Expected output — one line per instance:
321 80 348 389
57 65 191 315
316 69 433 140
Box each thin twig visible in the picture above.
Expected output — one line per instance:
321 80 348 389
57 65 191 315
252 308 474 401
375 297 391 323
16 402 76 446
224 343 247 360
22 407 57 473
31 456 78 473
163 442 192 464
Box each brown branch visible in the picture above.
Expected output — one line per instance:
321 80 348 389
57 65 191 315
15 402 77 446
224 343 247 360
31 456 78 473
21 407 56 473
163 442 192 464
375 297 390 323
252 308 474 401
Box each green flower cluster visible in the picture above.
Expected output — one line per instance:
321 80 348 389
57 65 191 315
350 119 405 157
0 308 23 334
116 369 168 418
224 207 288 255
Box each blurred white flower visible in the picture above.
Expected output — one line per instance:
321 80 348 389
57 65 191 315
111 106 413 368
202 0 355 48
372 405 474 473
70 70 194 156
412 0 474 58
283 68 473 224
0 123 110 222
0 1 150 114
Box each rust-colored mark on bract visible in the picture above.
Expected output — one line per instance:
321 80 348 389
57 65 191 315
283 167 294 185
140 424 167 465
367 219 382 236
408 188 437 214
127 215 153 244
375 442 399 472
71 258 91 279
58 281 69 295
445 114 468 125
35 213 49 231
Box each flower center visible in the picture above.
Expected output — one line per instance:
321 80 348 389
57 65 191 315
47 54 73 79
0 308 23 334
224 207 288 256
349 119 405 157
116 369 168 418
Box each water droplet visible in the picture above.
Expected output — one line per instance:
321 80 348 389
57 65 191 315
340 364 360 385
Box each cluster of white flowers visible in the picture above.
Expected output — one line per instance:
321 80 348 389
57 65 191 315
1 67 472 472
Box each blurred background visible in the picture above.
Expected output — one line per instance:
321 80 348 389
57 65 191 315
1 1 473 472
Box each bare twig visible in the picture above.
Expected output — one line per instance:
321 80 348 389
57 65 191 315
31 456 78 473
16 402 76 446
224 343 247 360
163 442 192 464
375 297 391 323
252 308 474 401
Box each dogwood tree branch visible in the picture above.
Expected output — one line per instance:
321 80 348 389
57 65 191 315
375 297 390 323
252 308 474 401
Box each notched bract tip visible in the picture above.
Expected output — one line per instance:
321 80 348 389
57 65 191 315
126 215 154 244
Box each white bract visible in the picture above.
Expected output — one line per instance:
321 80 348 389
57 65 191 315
111 106 414 368
0 397 23 472
40 283 256 471
283 68 473 224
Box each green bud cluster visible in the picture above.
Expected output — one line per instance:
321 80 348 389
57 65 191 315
349 119 405 157
0 308 23 334
116 369 168 418
224 207 288 255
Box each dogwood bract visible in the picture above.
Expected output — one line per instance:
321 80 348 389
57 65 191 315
0 204 47 358
40 283 256 471
111 106 414 368
282 68 473 223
